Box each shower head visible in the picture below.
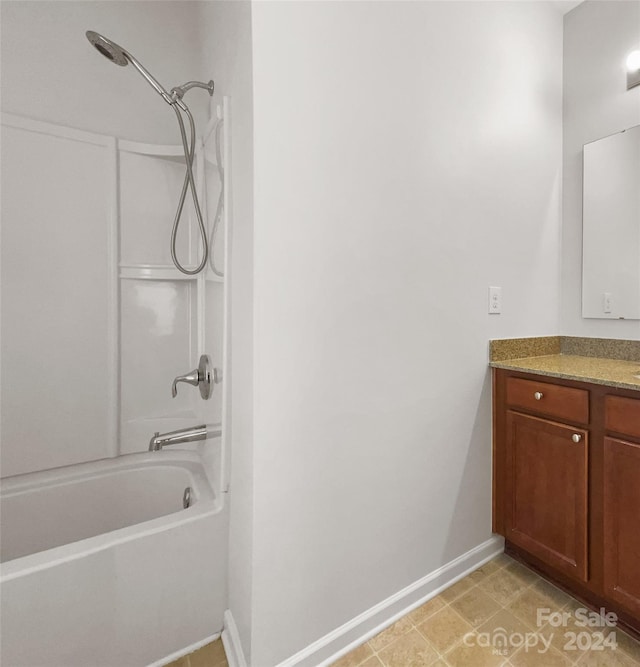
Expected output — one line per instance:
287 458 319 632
86 31 128 66
85 30 174 105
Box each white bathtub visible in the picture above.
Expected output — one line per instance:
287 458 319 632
0 451 228 667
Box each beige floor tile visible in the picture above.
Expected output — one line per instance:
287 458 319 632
468 560 502 584
165 658 189 667
377 629 440 667
406 596 447 626
189 639 227 667
474 608 536 660
509 644 572 667
615 628 640 662
444 641 506 667
368 616 414 652
479 569 528 606
538 606 617 661
503 561 540 587
359 657 384 667
450 588 502 628
429 661 448 667
440 577 476 603
576 647 637 666
506 588 559 630
330 642 374 667
531 579 574 610
537 621 583 660
490 553 516 570
477 608 532 634
579 627 623 663
416 606 473 654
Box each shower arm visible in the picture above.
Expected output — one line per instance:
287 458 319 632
170 80 215 102
123 55 213 108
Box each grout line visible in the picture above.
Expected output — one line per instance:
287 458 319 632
334 553 640 667
356 554 520 667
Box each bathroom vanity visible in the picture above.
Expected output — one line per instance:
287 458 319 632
491 338 640 636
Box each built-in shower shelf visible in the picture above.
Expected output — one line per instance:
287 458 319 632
118 139 185 160
119 264 223 282
118 138 220 169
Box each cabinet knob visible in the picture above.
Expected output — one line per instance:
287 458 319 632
534 392 543 400
572 434 582 443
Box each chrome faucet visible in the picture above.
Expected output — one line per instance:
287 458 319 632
172 354 220 400
148 424 221 451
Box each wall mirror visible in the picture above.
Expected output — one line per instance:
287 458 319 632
582 124 640 319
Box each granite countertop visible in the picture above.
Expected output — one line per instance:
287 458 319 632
490 354 640 391
489 337 640 391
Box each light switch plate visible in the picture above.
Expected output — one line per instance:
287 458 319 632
489 286 502 314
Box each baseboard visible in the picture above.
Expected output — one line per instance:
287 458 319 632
152 632 221 667
276 535 504 667
222 609 248 667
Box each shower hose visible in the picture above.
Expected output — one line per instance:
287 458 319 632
170 104 224 278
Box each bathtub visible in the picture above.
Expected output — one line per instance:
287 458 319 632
0 451 227 667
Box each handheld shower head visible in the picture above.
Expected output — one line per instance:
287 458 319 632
85 30 173 104
86 31 128 66
86 29 218 276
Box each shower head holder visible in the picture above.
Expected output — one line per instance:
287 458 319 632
170 80 215 102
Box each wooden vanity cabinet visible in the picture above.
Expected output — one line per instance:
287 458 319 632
505 412 589 582
603 393 640 619
603 436 640 617
493 369 640 635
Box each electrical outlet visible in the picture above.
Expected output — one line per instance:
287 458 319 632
489 286 502 314
603 292 612 314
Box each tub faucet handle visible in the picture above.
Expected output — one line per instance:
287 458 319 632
172 369 200 397
172 354 216 400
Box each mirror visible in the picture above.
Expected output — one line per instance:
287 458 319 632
582 124 640 319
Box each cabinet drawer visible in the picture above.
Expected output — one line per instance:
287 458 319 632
506 377 589 424
605 395 640 439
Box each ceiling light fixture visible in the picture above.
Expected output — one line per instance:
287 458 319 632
627 50 640 90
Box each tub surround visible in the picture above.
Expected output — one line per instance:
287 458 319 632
490 336 640 391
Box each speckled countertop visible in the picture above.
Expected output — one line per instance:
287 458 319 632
490 354 640 391
489 337 640 391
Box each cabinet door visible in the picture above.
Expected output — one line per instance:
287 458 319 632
604 437 640 616
506 412 589 582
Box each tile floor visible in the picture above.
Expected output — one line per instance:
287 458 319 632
167 554 640 667
167 637 228 667
330 554 640 667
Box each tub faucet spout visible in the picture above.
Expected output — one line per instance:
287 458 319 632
148 424 221 451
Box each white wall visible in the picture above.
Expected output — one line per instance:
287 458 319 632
562 0 640 338
196 1 255 661
0 0 207 142
247 2 563 664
